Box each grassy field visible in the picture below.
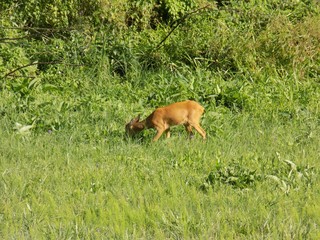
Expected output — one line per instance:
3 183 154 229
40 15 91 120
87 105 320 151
1 0 320 239
1 100 319 238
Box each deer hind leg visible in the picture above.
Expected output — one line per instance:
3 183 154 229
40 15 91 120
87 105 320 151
165 128 171 138
190 122 206 140
184 124 194 139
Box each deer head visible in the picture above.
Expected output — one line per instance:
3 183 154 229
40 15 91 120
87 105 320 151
125 115 145 137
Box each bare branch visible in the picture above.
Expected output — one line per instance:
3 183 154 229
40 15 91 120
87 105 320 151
2 61 86 79
154 4 212 51
0 36 31 42
0 26 77 31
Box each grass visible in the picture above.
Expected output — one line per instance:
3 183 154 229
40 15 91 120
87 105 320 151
1 1 320 238
1 109 319 239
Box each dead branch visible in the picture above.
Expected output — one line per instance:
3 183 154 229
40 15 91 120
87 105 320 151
154 4 212 51
2 61 86 79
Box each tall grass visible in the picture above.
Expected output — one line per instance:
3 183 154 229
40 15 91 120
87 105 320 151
1 0 320 238
1 99 319 238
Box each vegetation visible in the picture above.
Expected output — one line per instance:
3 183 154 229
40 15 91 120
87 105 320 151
1 0 320 238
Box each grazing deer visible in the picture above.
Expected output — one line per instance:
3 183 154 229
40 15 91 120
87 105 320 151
125 100 206 142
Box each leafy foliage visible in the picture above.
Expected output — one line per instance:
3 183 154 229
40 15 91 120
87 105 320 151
201 156 316 194
266 154 316 194
201 161 261 190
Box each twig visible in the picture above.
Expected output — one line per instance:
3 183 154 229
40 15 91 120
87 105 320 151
0 36 31 42
154 4 212 51
0 26 77 31
5 75 36 79
3 61 59 79
0 26 76 41
2 61 86 79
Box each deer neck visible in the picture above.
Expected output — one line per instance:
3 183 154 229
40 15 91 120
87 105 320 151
139 119 147 129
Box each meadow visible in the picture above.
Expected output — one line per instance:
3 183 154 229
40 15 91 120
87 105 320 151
1 0 320 239
1 102 319 239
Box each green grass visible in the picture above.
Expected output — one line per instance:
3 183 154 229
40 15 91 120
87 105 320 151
1 1 320 238
1 111 319 239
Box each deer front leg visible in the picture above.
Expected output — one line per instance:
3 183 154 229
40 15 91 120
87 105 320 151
152 127 165 142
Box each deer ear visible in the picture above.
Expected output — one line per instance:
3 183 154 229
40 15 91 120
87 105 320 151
133 115 140 122
129 114 141 125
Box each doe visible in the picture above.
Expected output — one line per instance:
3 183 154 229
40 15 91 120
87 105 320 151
125 100 206 142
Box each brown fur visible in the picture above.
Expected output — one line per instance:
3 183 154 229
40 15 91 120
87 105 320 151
125 100 206 142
